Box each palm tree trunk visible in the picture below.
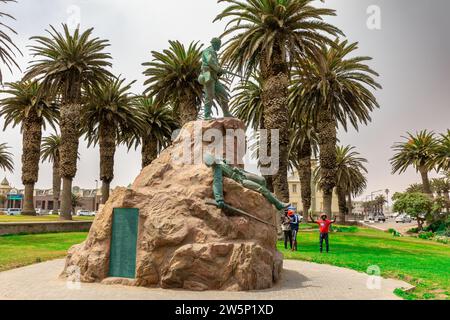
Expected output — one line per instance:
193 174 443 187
258 115 274 193
317 107 337 216
179 93 198 126
102 181 110 205
444 188 450 213
347 193 353 217
419 167 433 196
417 218 425 231
99 122 116 204
260 44 290 203
59 102 82 220
22 183 35 216
298 137 312 215
336 186 347 223
60 177 73 220
21 112 42 216
141 135 158 169
264 176 274 193
52 157 61 215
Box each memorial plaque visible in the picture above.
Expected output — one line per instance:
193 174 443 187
109 208 139 279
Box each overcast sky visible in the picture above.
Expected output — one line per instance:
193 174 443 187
0 0 449 201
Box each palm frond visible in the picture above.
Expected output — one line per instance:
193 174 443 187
0 142 14 172
216 0 343 77
0 0 22 83
142 40 203 114
391 130 438 174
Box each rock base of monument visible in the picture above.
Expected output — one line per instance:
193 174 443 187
62 118 283 291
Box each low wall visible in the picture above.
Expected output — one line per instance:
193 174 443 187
341 220 360 226
0 221 92 236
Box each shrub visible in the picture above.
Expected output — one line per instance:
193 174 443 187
333 226 358 233
425 220 448 233
407 227 420 234
418 232 434 240
387 228 402 237
435 236 449 245
435 229 450 237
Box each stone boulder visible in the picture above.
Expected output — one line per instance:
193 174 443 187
62 118 283 291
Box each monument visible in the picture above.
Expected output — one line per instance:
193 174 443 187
61 38 284 292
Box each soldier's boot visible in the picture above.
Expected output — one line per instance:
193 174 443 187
243 180 290 211
262 188 290 211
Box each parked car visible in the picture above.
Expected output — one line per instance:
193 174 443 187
7 208 21 216
369 214 386 223
35 208 41 215
56 210 74 216
76 209 95 217
395 214 412 223
40 210 51 216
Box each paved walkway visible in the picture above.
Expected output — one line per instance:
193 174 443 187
0 259 413 300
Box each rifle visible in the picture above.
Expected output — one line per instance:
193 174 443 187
205 198 277 228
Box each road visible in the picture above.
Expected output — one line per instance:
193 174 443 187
361 218 418 234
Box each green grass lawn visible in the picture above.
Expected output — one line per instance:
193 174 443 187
298 223 319 230
0 215 95 223
0 226 448 300
0 232 87 272
279 227 450 300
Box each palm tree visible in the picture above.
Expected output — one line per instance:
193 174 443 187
0 81 59 215
431 177 450 213
71 192 82 215
216 0 342 203
374 195 386 215
231 75 320 212
294 40 381 215
432 178 444 197
391 131 438 196
289 118 318 216
129 96 178 169
315 145 368 222
230 76 277 189
142 41 203 126
0 0 21 83
406 183 425 194
0 142 14 172
435 130 450 173
82 76 141 204
231 76 264 131
25 24 113 220
0 194 6 208
41 134 61 214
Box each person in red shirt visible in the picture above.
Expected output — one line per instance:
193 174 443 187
310 213 336 253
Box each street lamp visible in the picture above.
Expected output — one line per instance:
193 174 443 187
385 189 390 210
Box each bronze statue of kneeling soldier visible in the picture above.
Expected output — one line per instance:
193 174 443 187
204 154 290 228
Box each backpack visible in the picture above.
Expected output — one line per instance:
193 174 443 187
291 214 299 225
